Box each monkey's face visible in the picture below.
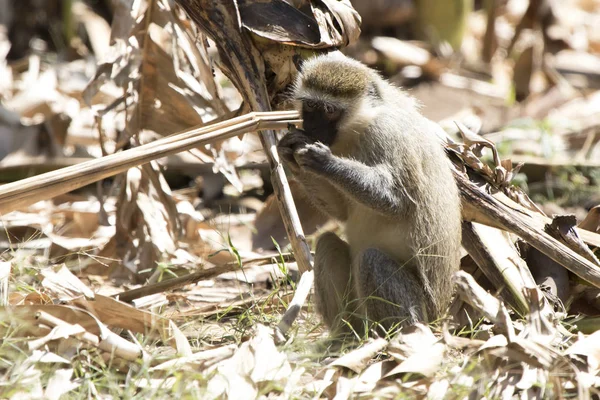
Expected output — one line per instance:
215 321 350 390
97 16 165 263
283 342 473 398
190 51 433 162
301 99 344 146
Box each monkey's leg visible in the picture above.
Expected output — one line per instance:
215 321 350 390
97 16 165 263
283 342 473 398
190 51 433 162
314 232 362 335
355 249 427 332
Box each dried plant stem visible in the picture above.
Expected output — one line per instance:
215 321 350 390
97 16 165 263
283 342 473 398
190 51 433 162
115 254 295 303
458 173 600 288
461 221 531 315
116 263 239 303
257 129 315 335
0 111 301 215
277 270 314 336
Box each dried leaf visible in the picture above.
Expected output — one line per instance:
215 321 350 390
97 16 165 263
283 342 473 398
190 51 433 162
385 342 446 378
73 294 169 335
566 330 600 373
238 0 321 45
206 324 292 399
169 320 192 357
150 344 236 372
41 265 95 301
331 338 388 374
387 323 438 360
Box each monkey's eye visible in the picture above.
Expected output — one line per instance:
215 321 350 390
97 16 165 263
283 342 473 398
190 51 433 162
305 100 318 111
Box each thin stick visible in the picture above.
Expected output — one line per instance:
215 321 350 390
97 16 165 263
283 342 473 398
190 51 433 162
115 254 295 303
276 270 314 337
0 111 301 215
115 264 238 303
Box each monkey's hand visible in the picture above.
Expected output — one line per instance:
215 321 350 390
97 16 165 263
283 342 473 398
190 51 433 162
277 128 315 172
294 142 332 171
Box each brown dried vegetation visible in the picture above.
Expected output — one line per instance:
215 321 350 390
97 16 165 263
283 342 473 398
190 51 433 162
1 0 600 398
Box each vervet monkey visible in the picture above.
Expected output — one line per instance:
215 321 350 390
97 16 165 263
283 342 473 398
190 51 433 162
277 52 462 336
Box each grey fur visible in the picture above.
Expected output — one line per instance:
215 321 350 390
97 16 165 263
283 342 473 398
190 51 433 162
278 53 462 335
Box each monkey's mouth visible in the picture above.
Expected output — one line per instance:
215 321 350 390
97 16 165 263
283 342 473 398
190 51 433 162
302 115 338 146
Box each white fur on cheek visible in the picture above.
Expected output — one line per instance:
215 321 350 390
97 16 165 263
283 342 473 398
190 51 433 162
339 100 380 134
330 101 381 156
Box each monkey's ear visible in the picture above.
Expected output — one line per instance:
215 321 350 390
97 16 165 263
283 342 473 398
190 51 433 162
293 54 304 72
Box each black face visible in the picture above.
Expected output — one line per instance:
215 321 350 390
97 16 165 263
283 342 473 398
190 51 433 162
301 100 344 146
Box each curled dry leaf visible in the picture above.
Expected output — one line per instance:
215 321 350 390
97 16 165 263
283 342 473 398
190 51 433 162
566 330 600 374
356 360 397 389
330 338 388 374
168 319 192 357
10 305 146 361
238 0 322 45
45 369 80 400
547 215 600 267
385 342 446 378
450 121 544 215
454 270 501 323
318 0 362 46
387 323 438 361
41 265 95 301
36 265 170 336
73 293 169 335
333 375 356 399
239 0 360 48
149 344 237 372
442 326 485 353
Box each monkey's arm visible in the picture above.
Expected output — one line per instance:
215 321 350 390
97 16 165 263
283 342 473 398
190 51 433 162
295 143 412 215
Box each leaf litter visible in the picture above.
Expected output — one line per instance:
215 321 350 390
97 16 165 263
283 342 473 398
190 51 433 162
1 0 600 398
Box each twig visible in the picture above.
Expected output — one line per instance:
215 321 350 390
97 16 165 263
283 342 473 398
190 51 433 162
276 270 314 339
0 111 301 215
482 0 498 63
115 264 237 303
115 254 295 303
